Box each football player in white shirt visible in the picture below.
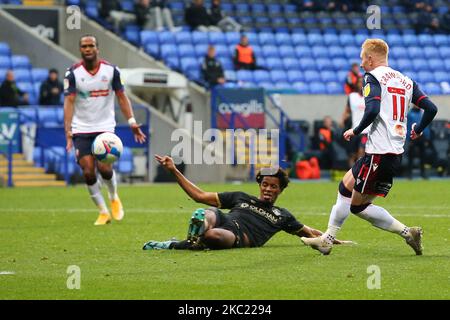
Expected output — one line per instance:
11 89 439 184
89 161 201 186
64 35 146 225
340 77 368 166
302 39 437 255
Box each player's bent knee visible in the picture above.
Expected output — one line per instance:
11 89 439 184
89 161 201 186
350 203 371 214
202 229 234 249
84 173 97 185
99 170 113 180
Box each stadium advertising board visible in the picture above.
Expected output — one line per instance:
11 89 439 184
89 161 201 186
5 7 59 44
213 88 265 129
0 111 20 154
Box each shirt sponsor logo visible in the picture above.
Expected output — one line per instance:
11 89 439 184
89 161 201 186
239 203 280 224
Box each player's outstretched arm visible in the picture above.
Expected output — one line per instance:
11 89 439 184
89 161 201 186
117 91 147 144
64 94 75 152
295 225 353 245
155 155 219 207
410 82 438 140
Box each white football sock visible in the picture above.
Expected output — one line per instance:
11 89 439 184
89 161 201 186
322 192 351 245
87 181 108 213
103 170 118 201
355 204 410 238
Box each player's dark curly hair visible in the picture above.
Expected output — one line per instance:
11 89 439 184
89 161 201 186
255 168 289 191
79 34 99 47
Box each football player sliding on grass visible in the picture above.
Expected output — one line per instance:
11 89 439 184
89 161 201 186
143 155 354 250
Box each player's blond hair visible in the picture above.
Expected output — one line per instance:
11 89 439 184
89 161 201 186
361 39 389 60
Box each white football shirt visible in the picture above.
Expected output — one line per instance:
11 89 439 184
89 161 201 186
365 66 413 154
64 60 124 134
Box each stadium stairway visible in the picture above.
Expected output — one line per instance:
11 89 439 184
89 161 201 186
0 153 66 187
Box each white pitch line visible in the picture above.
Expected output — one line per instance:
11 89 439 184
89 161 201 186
0 271 15 275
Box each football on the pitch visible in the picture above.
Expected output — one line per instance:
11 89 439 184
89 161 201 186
91 132 123 164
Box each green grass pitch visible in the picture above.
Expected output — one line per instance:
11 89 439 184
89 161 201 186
0 180 449 300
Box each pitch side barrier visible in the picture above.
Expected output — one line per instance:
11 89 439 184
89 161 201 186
211 87 307 177
0 105 150 186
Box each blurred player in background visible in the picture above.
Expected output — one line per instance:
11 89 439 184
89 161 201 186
64 35 146 225
143 155 353 250
302 39 437 255
341 77 368 166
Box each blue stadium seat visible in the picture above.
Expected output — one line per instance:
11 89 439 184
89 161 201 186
262 45 279 58
160 44 179 58
236 70 253 83
0 43 11 56
344 46 360 60
253 70 271 84
265 57 283 70
390 46 408 59
423 82 442 95
186 69 201 82
312 46 329 58
307 33 324 46
293 81 309 94
408 46 424 59
386 34 403 47
433 34 448 46
270 70 286 83
282 58 299 70
218 58 233 70
291 33 307 46
338 34 355 46
235 3 249 12
224 70 236 82
304 70 320 82
178 44 196 58
434 71 448 83
337 70 348 82
413 59 429 72
439 46 450 59
140 31 158 46
404 71 417 81
225 32 241 46
328 46 345 58
295 46 312 59
16 81 33 94
333 58 349 72
316 58 333 71
195 44 209 57
244 33 259 46
396 59 410 71
0 69 7 82
428 59 443 72
417 71 434 84
279 46 296 59
145 43 159 58
354 34 368 47
31 68 48 84
208 32 227 45
423 46 441 59
320 70 336 82
11 55 30 69
38 108 60 127
13 69 31 82
287 70 304 82
418 34 434 47
445 59 450 72
175 31 192 45
326 82 343 94
275 33 292 46
402 34 417 47
165 56 179 70
284 4 297 13
158 31 176 45
258 33 276 46
309 81 327 94
214 45 229 58
299 58 316 71
180 57 198 72
323 34 339 46
251 45 262 58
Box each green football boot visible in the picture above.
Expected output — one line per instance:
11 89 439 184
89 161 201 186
187 208 206 243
